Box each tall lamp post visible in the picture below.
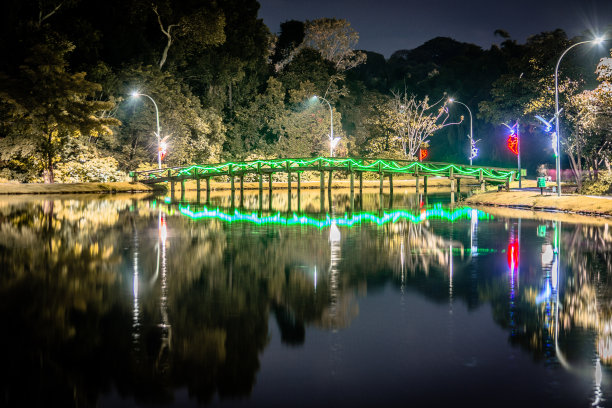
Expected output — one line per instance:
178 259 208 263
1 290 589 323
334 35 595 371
313 95 340 157
448 98 478 165
131 91 162 170
554 36 603 196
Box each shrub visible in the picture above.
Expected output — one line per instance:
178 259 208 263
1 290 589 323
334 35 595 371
55 157 127 183
579 172 612 196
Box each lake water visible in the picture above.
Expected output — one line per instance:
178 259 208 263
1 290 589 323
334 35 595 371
1 190 611 407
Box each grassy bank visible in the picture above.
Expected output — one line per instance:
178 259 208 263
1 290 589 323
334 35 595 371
466 191 612 217
0 182 163 194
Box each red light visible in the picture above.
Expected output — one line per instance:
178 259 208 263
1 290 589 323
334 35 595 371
420 149 428 161
507 134 518 155
507 241 519 269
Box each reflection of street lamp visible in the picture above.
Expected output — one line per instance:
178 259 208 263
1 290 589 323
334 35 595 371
448 98 478 165
554 36 604 196
312 95 340 157
131 91 162 169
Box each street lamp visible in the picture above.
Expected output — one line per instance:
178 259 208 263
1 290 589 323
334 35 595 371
553 36 604 196
131 91 162 170
448 98 479 165
313 95 340 157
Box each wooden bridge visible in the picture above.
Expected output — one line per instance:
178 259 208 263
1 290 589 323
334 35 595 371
130 157 518 202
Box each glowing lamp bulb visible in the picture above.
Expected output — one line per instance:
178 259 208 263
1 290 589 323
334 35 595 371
594 36 604 44
131 91 140 98
448 98 454 103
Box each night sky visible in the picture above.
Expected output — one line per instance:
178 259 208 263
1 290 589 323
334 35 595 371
259 0 612 57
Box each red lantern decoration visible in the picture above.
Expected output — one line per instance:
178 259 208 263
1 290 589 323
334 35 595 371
507 134 519 155
420 149 428 161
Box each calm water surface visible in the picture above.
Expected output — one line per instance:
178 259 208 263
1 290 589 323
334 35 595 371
1 190 611 407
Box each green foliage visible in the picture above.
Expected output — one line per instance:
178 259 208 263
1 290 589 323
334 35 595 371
580 172 612 195
55 157 126 183
113 65 225 167
0 37 120 183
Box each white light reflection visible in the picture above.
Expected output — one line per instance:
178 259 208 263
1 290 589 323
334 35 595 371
470 209 478 255
132 225 140 346
329 221 341 322
449 244 453 302
158 212 172 367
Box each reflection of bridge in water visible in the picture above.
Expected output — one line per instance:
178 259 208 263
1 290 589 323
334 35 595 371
132 157 519 205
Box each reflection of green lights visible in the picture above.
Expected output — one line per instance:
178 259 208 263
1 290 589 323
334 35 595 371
172 204 492 229
451 247 497 254
136 156 516 182
537 225 546 237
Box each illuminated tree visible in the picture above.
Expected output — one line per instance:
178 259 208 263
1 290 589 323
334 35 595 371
565 51 612 188
0 39 119 183
369 90 461 159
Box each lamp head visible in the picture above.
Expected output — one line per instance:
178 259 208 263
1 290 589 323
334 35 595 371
131 91 140 98
448 97 454 103
593 36 604 45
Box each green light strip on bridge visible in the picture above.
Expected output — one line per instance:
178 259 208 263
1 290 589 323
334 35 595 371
172 204 492 229
141 157 516 182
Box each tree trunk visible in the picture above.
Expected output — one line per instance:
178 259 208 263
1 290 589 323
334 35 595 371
44 132 54 184
228 82 233 109
567 151 581 191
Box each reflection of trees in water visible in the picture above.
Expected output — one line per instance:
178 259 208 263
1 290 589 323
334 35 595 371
15 197 612 405
559 223 612 364
0 198 140 406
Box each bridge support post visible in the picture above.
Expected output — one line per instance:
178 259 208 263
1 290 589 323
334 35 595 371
389 174 393 196
196 178 201 203
505 177 510 191
479 169 485 192
359 172 363 197
416 176 419 194
230 176 235 208
287 170 291 194
320 171 324 191
258 163 263 193
457 178 461 195
168 170 175 198
350 170 354 210
181 179 186 201
379 172 384 195
424 176 428 195
450 178 456 204
297 172 301 192
240 175 244 208
206 177 211 203
287 171 292 213
328 171 332 193
297 173 301 212
269 173 273 196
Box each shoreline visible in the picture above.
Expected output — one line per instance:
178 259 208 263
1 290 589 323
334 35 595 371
0 182 161 194
465 191 612 217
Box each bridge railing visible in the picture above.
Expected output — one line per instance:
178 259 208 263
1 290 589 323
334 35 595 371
131 157 518 184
